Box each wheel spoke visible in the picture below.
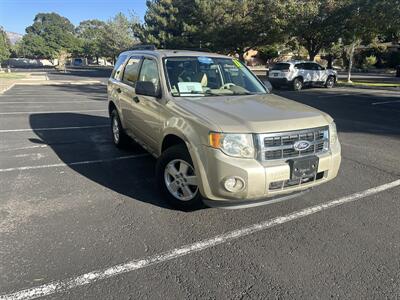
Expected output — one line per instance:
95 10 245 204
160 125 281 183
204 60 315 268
181 185 193 198
179 162 189 175
166 164 179 177
185 175 197 186
168 180 179 193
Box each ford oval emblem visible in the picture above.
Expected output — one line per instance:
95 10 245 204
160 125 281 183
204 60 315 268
294 140 311 151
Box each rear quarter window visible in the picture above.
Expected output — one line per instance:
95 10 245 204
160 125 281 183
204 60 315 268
111 54 128 80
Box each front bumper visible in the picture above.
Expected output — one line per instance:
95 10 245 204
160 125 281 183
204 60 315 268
191 141 341 205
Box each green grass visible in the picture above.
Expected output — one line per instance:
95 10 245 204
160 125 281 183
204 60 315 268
0 73 27 80
338 80 400 88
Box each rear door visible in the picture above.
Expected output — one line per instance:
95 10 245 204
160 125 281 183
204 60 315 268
302 63 317 83
314 63 327 83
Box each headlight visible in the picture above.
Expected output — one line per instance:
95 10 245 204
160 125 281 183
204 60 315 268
329 121 338 145
209 132 255 158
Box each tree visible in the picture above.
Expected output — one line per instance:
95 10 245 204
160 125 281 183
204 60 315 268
102 13 138 62
134 0 199 49
285 0 349 61
0 27 11 64
76 19 107 62
20 12 81 59
14 33 53 58
339 0 381 81
195 0 285 60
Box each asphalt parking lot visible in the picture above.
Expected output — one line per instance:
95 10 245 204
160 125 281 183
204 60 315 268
1 80 400 299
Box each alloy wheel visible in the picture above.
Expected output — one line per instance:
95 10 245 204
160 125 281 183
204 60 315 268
164 159 198 201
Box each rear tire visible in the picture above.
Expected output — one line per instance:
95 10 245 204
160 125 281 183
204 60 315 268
325 76 335 88
110 109 130 148
156 144 202 210
292 78 303 91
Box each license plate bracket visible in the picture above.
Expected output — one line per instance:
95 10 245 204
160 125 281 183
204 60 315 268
288 156 319 180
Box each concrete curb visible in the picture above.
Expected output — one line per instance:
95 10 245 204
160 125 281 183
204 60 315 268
336 83 400 92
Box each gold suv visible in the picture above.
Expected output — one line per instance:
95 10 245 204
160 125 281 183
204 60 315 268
108 48 341 209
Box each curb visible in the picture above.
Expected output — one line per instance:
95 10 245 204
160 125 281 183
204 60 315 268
336 83 400 92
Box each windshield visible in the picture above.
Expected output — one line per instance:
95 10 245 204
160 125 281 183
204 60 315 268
164 56 268 97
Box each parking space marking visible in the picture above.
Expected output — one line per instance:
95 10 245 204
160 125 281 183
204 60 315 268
0 154 149 173
372 100 400 105
1 179 399 300
0 101 105 104
0 125 108 133
0 145 48 152
0 109 107 115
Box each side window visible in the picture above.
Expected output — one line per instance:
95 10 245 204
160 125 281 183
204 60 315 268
314 64 324 71
111 54 127 80
295 63 304 70
122 56 142 86
303 63 314 70
138 58 160 90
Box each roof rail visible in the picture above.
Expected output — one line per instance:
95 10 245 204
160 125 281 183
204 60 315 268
131 44 157 51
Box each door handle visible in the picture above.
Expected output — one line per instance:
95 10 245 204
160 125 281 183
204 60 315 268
116 88 122 93
133 96 140 103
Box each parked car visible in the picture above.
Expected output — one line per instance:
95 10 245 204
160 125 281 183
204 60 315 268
108 48 341 209
268 61 337 91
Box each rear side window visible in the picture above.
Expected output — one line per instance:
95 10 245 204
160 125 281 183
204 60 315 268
111 54 127 80
122 57 142 86
295 63 304 69
271 63 290 71
303 63 315 70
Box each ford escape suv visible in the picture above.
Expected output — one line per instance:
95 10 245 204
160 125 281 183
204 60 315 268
269 61 337 91
108 48 341 209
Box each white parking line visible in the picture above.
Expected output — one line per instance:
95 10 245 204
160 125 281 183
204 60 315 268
1 179 399 300
0 154 149 173
0 109 107 115
0 101 104 104
0 125 108 133
0 145 48 152
371 100 400 105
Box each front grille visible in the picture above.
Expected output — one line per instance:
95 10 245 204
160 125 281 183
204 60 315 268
258 126 329 161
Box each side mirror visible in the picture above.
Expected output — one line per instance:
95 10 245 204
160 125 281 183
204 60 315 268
135 81 160 98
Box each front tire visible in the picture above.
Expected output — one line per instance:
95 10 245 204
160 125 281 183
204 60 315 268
325 76 335 88
292 78 303 91
110 109 130 148
156 144 202 210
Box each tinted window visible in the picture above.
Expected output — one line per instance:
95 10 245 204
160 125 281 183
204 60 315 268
303 63 315 70
138 58 160 90
271 63 290 71
295 63 304 69
112 54 127 79
122 57 142 86
314 63 324 70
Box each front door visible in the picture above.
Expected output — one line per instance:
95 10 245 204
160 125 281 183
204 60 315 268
130 57 162 153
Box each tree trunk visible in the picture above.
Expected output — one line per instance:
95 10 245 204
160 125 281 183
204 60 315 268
347 42 356 83
309 52 316 61
238 50 245 62
327 55 334 69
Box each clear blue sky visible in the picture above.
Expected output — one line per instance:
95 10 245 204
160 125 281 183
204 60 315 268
0 0 147 34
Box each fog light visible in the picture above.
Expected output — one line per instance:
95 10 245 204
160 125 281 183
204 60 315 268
223 176 245 192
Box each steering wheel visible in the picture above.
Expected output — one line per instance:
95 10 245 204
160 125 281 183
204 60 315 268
220 83 236 90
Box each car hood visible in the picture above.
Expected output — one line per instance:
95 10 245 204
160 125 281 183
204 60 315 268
174 93 332 133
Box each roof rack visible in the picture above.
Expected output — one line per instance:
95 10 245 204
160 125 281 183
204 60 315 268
131 44 157 51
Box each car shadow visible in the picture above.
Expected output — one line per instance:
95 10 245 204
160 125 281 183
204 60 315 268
29 113 178 210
